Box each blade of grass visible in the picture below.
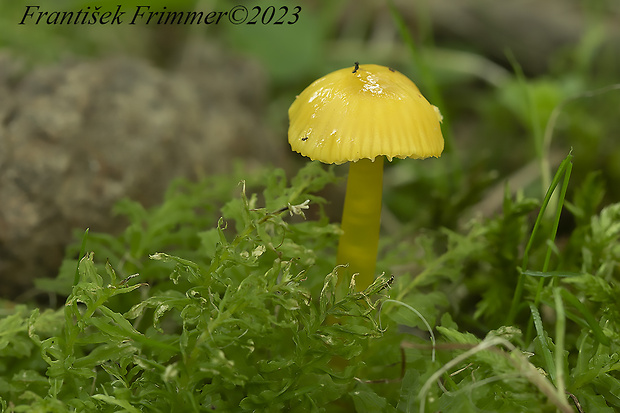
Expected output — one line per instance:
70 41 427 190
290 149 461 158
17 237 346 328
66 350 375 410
532 156 573 304
526 154 572 343
542 156 573 285
505 50 548 193
560 288 610 346
507 152 573 324
521 270 582 278
529 303 556 384
553 288 566 399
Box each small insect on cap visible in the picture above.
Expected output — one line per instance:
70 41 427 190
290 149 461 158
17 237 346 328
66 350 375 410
288 63 444 165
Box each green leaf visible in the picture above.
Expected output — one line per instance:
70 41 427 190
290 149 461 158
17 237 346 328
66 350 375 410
91 394 142 413
350 385 396 412
594 373 620 408
574 387 616 413
0 306 32 358
319 267 339 319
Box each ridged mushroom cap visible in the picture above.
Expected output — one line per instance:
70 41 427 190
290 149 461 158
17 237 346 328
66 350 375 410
288 64 444 164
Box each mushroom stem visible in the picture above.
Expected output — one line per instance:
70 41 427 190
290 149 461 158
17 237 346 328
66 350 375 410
336 156 384 290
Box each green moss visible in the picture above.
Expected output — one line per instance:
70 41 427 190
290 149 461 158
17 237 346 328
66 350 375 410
1 158 619 411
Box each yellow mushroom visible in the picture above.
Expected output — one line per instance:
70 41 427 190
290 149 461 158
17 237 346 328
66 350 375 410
288 63 444 290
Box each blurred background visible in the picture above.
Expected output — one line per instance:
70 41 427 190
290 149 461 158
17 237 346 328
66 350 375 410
1 0 619 299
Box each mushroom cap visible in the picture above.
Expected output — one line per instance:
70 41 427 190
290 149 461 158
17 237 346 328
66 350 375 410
288 64 444 164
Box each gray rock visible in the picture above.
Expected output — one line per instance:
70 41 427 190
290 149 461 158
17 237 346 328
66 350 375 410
0 41 283 299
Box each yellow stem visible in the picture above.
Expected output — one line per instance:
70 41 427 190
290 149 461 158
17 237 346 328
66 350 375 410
336 156 384 290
